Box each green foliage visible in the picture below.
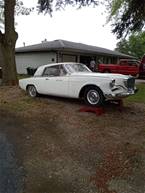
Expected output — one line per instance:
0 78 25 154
38 0 99 14
15 1 34 15
108 0 145 38
115 32 145 59
0 0 33 29
109 0 124 16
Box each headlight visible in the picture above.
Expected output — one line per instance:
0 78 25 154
110 79 115 88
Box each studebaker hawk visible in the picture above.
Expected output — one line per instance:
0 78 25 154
19 62 137 106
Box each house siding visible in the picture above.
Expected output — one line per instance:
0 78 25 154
15 40 133 74
16 52 56 74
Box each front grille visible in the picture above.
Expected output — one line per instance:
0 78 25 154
124 77 135 89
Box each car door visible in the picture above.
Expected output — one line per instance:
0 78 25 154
37 65 69 97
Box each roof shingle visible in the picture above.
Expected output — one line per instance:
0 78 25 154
16 39 133 58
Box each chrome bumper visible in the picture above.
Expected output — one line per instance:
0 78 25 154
105 88 138 100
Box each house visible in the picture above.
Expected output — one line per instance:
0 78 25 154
15 39 132 74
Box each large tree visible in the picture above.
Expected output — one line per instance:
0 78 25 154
0 0 18 85
0 0 32 85
108 0 145 38
115 32 145 59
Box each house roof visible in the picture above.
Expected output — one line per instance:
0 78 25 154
16 39 132 58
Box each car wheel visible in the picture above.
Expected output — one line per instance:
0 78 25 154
27 85 37 98
84 87 104 106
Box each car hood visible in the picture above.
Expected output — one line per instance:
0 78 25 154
70 72 129 79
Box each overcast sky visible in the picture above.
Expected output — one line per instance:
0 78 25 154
15 1 118 50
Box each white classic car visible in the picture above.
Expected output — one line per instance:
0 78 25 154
19 62 137 106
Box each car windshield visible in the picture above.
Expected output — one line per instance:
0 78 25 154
65 63 91 73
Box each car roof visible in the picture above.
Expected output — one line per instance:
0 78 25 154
34 62 81 76
40 62 80 68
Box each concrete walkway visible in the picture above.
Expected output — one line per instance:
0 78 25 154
136 79 145 84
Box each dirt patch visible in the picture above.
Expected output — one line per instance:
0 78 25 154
0 86 145 193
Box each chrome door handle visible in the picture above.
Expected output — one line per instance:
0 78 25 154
56 79 63 81
45 78 49 80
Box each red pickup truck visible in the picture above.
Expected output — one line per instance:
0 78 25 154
98 59 140 77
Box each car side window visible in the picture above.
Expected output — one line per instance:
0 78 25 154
60 65 67 76
42 65 67 77
43 66 60 77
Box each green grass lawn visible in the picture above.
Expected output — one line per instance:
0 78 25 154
17 74 31 79
125 83 145 103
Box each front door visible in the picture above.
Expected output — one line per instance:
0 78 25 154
37 64 69 97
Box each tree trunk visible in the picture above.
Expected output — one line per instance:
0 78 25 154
0 32 18 86
0 0 18 86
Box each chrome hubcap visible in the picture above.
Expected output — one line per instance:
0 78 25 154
87 90 100 105
28 86 36 97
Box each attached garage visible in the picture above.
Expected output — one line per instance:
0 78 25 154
16 52 56 74
62 54 77 62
